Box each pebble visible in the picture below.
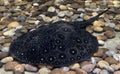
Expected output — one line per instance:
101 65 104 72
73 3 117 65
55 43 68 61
98 40 105 45
113 54 120 61
43 16 52 22
3 29 16 36
17 15 26 22
14 64 25 73
86 25 93 33
7 22 20 28
105 57 117 64
58 11 66 17
93 26 103 32
0 38 12 44
93 48 106 57
0 52 8 59
1 56 13 63
1 47 9 53
97 35 107 41
93 20 105 27
4 61 19 71
47 6 56 12
0 25 6 30
97 60 109 68
70 63 80 70
81 63 95 72
51 68 65 74
33 3 39 6
65 11 73 17
61 67 70 72
105 50 116 57
59 5 68 10
75 68 88 74
104 30 116 39
90 2 97 9
100 69 109 74
65 71 76 74
114 24 120 31
108 23 116 28
116 45 120 50
25 64 38 72
38 67 51 74
114 71 120 74
93 68 101 74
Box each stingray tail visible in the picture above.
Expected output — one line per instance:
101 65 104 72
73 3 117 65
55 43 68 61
72 8 110 29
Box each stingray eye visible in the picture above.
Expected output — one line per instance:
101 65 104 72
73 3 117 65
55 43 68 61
69 48 77 55
57 33 65 40
58 53 66 59
48 56 56 62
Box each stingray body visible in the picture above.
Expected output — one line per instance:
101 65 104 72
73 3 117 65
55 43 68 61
9 9 109 67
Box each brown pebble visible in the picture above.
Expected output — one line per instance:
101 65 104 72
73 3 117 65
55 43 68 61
93 48 106 57
80 61 91 67
0 38 12 44
114 71 120 74
0 24 6 30
0 52 8 59
75 68 88 74
86 25 93 33
97 35 107 41
0 31 3 36
25 64 38 72
93 26 103 33
93 20 105 27
14 64 25 74
65 71 76 74
4 61 19 71
51 68 65 74
81 63 95 72
105 57 117 64
104 30 116 39
114 24 120 31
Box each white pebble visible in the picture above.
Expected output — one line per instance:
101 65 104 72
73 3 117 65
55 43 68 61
3 29 16 36
113 54 120 61
100 69 109 74
61 67 70 72
39 67 51 74
48 6 56 12
1 57 13 63
58 11 66 17
98 40 105 45
91 57 97 65
25 64 38 72
93 68 101 74
105 66 114 72
105 50 116 57
1 47 9 52
97 60 109 68
16 25 23 30
70 63 80 70
109 23 116 28
33 3 39 6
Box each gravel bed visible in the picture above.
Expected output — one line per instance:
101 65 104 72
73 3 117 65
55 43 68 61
0 0 120 74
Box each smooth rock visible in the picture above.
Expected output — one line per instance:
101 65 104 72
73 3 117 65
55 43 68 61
0 52 8 59
108 23 116 28
97 60 109 68
93 26 103 33
51 68 65 74
93 20 105 27
105 57 117 64
104 30 116 39
61 67 70 72
59 5 67 10
98 40 105 45
4 61 19 71
47 6 56 12
38 67 51 74
65 71 76 74
70 63 80 70
113 54 120 61
93 68 101 74
33 3 39 6
81 63 95 72
58 11 66 17
97 35 107 41
8 22 20 28
114 71 120 74
3 29 16 36
43 16 52 22
1 47 9 53
25 64 38 72
114 24 120 31
94 48 106 57
105 50 116 57
14 64 25 73
100 69 109 74
0 24 6 30
1 56 13 63
75 68 88 74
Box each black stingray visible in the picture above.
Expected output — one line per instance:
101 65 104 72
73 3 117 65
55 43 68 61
9 8 109 67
